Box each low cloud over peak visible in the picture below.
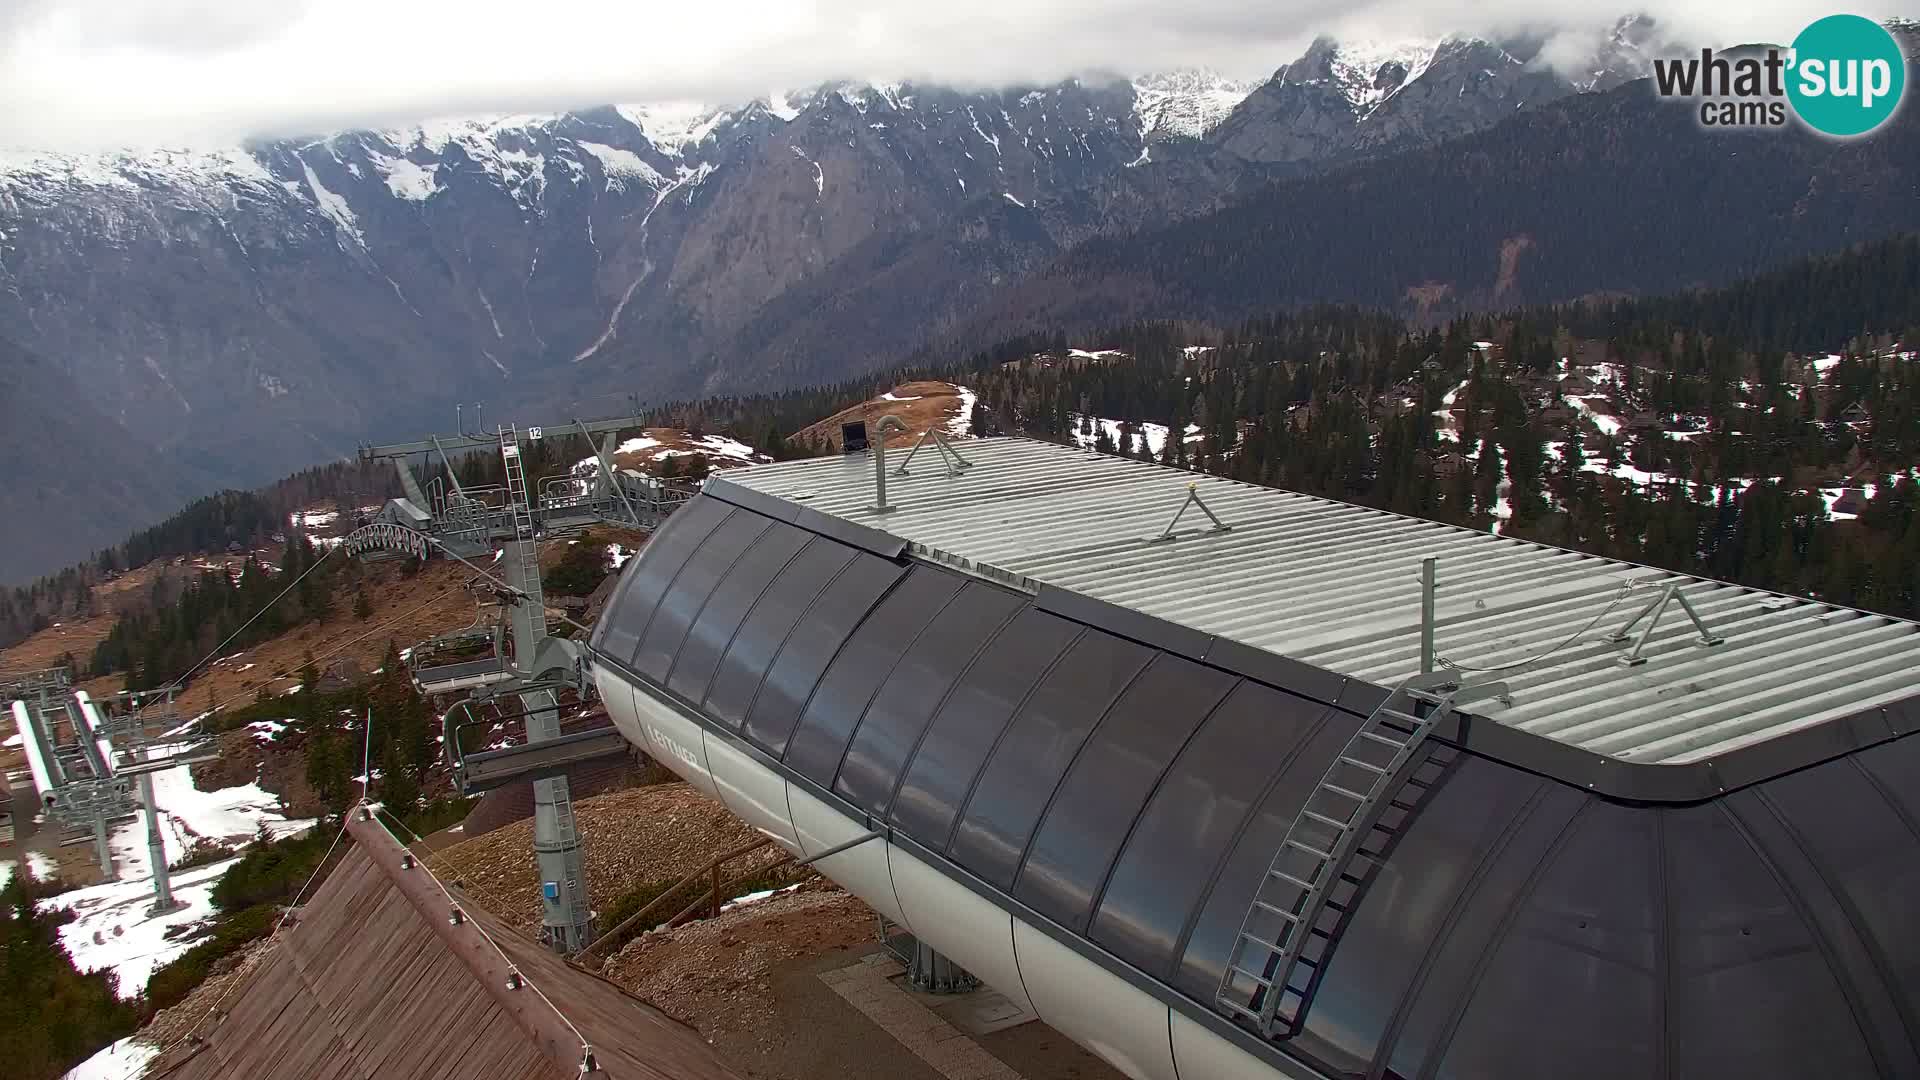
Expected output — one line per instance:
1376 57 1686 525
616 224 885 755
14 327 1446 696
0 0 1889 152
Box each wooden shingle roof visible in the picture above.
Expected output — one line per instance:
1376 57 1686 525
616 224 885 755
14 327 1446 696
153 814 741 1080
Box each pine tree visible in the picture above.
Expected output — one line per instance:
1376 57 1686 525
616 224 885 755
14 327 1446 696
1473 438 1504 528
0 872 139 1080
305 729 349 811
378 740 421 818
353 590 373 621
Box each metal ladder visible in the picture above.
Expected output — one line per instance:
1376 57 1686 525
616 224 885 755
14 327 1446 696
550 785 590 932
499 425 536 539
498 426 545 639
1216 672 1471 1038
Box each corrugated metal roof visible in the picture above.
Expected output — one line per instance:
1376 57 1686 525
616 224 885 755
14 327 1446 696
717 437 1920 765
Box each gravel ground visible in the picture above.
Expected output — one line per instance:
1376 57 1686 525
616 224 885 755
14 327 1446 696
140 934 278 1053
430 782 788 933
601 882 1125 1080
602 883 942 1080
602 883 877 1035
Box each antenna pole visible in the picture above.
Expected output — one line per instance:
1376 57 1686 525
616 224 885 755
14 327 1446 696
1420 558 1437 675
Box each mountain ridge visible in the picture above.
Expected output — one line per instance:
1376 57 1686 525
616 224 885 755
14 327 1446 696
0 17 1894 582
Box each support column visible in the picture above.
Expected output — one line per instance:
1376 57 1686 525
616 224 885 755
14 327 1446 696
140 771 184 914
505 538 593 953
91 813 114 882
906 939 979 995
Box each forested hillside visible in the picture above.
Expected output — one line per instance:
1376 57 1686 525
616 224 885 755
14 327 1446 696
0 459 394 654
938 87 1920 354
1551 235 1920 353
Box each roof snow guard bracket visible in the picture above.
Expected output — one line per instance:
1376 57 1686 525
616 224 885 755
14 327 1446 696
1217 672 1483 1040
343 522 432 560
1151 482 1233 543
1605 580 1725 667
894 427 975 479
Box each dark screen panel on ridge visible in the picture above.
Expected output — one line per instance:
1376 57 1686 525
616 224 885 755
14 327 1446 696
595 497 731 665
665 523 810 705
742 552 904 757
1014 653 1236 934
784 568 966 786
947 632 1154 891
888 608 1083 846
701 538 856 731
834 582 1025 816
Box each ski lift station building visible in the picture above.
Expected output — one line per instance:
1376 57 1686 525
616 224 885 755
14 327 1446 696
588 436 1920 1080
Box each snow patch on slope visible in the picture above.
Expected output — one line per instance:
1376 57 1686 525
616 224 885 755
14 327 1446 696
614 102 731 156
370 153 440 201
1069 414 1200 457
1132 69 1257 141
62 1036 157 1080
0 149 280 195
765 90 804 122
1329 38 1443 114
578 141 666 193
789 145 824 196
378 117 551 208
301 163 364 249
947 386 979 437
571 277 645 363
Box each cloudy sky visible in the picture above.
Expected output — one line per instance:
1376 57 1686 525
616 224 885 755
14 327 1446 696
0 0 1896 151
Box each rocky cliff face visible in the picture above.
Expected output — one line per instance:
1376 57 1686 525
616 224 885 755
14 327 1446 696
0 335 203 581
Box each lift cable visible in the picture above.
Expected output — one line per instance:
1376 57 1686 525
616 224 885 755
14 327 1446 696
162 545 342 692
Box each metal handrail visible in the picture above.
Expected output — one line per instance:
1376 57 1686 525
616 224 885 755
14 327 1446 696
573 837 780 961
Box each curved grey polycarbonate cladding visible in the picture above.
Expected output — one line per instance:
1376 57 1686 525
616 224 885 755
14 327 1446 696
594 491 1920 1079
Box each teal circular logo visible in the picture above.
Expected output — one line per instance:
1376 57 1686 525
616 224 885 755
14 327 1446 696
1787 15 1906 137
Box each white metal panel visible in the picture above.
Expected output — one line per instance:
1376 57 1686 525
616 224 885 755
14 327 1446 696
723 438 1920 763
592 671 650 757
786 785 909 926
626 681 718 796
593 662 1247 1080
704 730 801 852
73 690 115 777
888 846 1033 1013
1169 1011 1306 1080
12 700 53 799
1013 921 1179 1080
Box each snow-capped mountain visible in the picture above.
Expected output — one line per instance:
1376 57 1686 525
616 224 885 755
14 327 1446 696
1210 26 1651 164
0 24 1665 581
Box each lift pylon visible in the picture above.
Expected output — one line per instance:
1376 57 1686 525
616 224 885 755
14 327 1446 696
7 671 215 903
346 408 692 952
